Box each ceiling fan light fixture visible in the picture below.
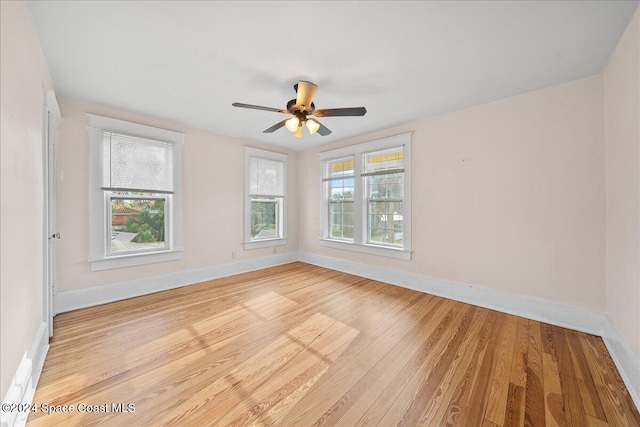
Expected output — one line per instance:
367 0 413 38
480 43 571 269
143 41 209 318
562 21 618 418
285 116 299 132
306 119 320 135
233 80 366 138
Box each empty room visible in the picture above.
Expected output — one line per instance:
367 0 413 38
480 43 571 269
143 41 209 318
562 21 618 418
2 1 640 426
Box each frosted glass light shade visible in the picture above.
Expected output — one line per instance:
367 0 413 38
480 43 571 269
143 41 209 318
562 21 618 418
285 117 299 132
306 119 320 135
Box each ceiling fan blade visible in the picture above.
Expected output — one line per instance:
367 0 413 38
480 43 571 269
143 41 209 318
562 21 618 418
313 107 367 117
308 118 332 136
263 120 287 133
295 81 318 111
293 126 303 138
232 103 289 114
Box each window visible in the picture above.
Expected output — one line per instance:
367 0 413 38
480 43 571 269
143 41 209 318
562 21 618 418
320 133 412 260
364 147 405 247
325 157 354 241
88 114 183 271
244 147 288 249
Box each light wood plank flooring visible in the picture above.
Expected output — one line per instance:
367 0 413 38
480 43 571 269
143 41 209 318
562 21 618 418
28 262 639 426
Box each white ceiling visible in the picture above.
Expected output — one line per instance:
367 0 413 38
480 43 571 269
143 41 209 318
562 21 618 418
28 1 638 151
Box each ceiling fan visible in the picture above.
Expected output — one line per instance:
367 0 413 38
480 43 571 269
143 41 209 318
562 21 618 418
232 80 367 138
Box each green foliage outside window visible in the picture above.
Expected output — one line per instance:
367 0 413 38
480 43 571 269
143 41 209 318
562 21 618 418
121 200 165 243
251 200 277 238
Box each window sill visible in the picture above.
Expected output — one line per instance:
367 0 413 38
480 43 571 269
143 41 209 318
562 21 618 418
319 239 412 260
90 249 183 271
244 237 288 250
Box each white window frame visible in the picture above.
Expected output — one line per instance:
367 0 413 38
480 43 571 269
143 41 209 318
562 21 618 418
88 114 184 271
244 147 288 249
319 132 412 260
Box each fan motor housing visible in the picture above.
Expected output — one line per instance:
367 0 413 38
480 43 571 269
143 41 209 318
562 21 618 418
287 99 315 115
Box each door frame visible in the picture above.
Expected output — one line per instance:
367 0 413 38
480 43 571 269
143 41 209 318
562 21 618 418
43 89 61 337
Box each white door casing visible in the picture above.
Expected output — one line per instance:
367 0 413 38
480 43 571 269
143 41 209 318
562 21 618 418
43 89 61 337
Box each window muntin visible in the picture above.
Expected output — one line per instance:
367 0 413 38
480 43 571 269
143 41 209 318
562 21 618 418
244 147 288 248
319 133 411 259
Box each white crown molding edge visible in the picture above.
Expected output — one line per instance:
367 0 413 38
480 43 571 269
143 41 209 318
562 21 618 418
55 252 298 313
1 323 49 427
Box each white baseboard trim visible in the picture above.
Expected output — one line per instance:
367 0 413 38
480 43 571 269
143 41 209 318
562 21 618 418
601 313 640 411
56 252 298 313
1 323 49 427
298 252 605 335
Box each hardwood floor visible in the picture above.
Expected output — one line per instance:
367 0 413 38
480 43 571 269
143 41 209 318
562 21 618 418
28 262 639 426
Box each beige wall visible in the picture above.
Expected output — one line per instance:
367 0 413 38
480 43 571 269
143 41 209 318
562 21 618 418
604 8 640 359
299 75 606 311
0 1 53 401
55 96 298 292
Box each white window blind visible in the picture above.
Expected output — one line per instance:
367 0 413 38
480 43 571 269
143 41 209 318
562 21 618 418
102 131 174 193
249 157 285 197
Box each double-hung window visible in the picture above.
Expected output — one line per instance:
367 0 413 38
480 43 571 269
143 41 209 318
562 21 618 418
320 133 412 259
244 147 288 249
325 157 355 241
364 147 405 246
88 114 183 271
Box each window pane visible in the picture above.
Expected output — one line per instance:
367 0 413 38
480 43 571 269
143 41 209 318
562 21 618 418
369 213 386 228
391 201 404 214
369 174 403 199
111 198 166 253
330 203 343 214
330 178 354 200
342 226 354 239
389 182 404 198
331 225 354 240
370 202 386 214
329 201 353 241
369 228 389 244
364 146 403 174
331 187 354 200
328 158 354 177
251 199 278 240
368 200 403 247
